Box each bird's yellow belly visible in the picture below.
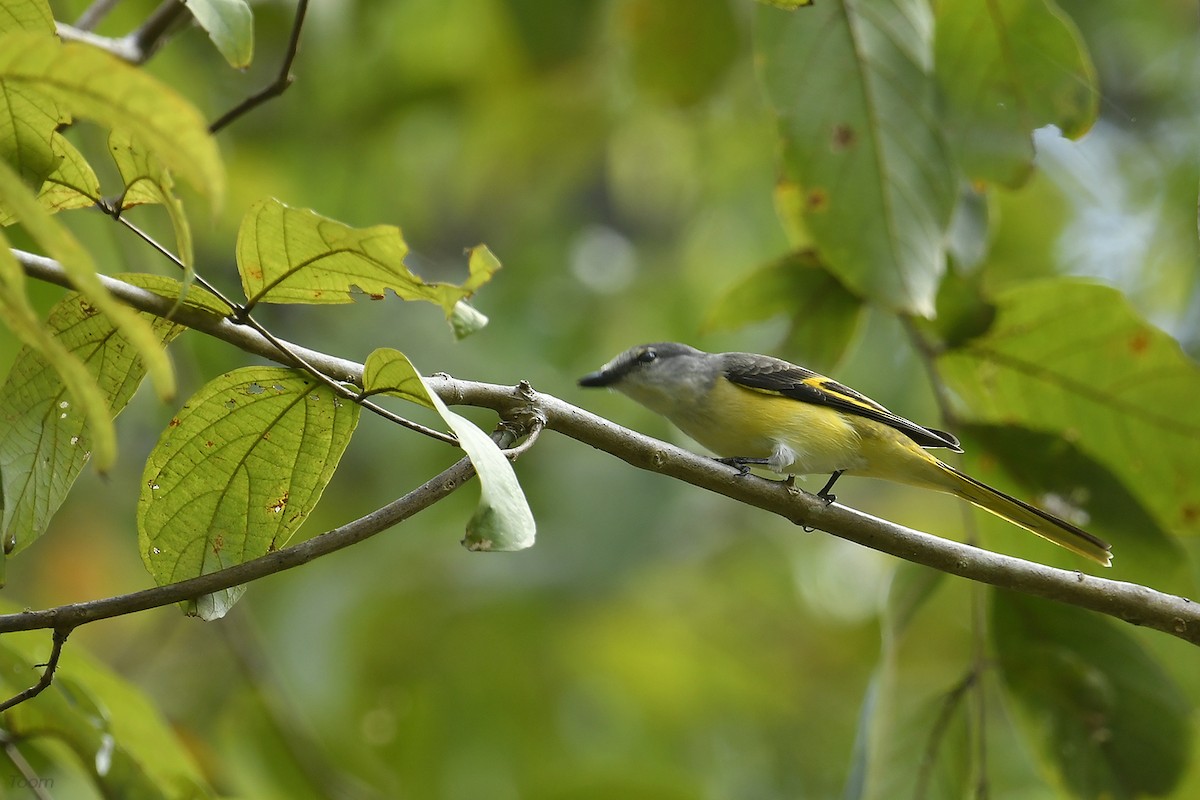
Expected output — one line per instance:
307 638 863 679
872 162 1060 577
665 379 868 475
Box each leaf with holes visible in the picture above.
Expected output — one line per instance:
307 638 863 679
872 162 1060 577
236 199 499 333
138 367 360 619
362 348 536 552
0 274 225 561
756 1 956 316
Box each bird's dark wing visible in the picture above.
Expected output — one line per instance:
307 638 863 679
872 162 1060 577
722 354 962 451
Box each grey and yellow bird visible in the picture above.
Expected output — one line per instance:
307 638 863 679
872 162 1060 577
579 342 1112 566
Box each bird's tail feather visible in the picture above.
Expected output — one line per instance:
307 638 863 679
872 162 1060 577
928 460 1112 567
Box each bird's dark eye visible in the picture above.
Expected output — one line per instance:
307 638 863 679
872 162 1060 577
637 348 657 364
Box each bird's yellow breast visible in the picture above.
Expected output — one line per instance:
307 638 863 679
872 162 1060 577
663 377 869 475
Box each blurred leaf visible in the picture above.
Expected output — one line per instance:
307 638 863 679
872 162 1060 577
706 249 863 374
0 154 176 409
756 1 956 317
362 348 536 552
138 367 360 619
0 32 224 204
183 0 254 69
756 0 812 8
0 0 53 34
993 591 1192 798
619 0 740 107
929 265 996 349
0 621 212 797
882 562 945 646
236 199 501 330
961 423 1187 587
109 129 195 305
935 0 1097 188
938 280 1200 538
0 275 225 561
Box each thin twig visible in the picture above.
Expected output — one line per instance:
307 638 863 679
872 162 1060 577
914 670 976 800
74 0 124 32
0 452 478 634
0 628 71 713
0 732 54 800
112 215 460 445
12 251 1200 647
209 0 310 134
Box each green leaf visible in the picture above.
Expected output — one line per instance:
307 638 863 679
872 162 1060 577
0 231 116 492
184 0 255 69
138 367 360 619
937 280 1200 538
0 275 224 560
960 423 1188 587
0 155 176 408
993 591 1192 798
756 1 957 317
0 32 224 204
236 199 501 327
755 0 812 8
362 348 536 552
0 616 212 797
935 0 1098 188
109 129 195 305
0 0 54 34
705 249 864 374
620 0 740 106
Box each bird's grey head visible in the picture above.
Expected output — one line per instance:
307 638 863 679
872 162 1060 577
578 342 717 417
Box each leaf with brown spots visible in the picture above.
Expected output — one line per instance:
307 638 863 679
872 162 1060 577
939 280 1200 542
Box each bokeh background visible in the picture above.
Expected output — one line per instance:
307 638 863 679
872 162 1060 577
3 0 1199 797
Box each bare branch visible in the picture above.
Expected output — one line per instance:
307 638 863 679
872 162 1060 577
0 628 70 712
57 0 190 64
0 452 477 634
10 250 1200 646
209 0 310 133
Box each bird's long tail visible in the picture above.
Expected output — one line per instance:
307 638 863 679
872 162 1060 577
924 460 1112 566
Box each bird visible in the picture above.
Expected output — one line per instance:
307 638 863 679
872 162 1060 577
579 342 1112 566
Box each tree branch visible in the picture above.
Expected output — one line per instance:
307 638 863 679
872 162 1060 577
9 250 1200 647
57 0 191 64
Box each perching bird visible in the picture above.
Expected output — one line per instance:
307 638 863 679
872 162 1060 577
579 342 1112 566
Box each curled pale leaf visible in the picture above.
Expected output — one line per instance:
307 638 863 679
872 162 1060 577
362 348 536 552
183 0 254 69
138 368 360 619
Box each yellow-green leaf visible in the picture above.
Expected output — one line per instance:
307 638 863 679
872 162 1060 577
0 0 53 34
0 31 224 205
236 199 499 328
0 156 176 404
184 0 255 69
0 274 224 560
362 348 536 552
139 367 360 619
0 229 116 487
109 129 195 303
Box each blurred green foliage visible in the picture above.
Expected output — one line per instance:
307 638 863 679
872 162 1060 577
0 0 1197 797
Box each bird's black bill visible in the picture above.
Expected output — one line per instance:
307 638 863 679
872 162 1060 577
578 369 615 387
